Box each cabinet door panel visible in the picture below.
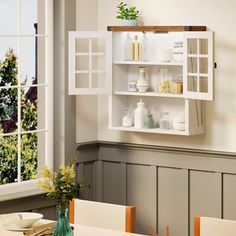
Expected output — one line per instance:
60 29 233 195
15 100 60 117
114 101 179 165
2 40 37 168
183 31 214 100
223 174 236 220
127 164 157 235
103 162 126 205
68 31 112 95
189 171 221 236
158 168 188 236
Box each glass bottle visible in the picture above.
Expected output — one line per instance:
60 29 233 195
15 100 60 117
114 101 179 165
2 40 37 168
132 35 141 61
159 112 169 130
134 99 147 128
125 33 132 61
53 207 74 236
141 33 149 61
144 111 155 128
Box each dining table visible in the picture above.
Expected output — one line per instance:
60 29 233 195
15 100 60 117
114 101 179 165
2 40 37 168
0 215 149 236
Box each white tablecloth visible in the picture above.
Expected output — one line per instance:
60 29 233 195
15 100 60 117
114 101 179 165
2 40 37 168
0 215 148 236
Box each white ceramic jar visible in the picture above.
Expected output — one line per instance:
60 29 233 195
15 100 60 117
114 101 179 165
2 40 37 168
136 67 149 92
134 99 147 128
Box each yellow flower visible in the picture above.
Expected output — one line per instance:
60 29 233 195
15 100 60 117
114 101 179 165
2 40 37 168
60 164 75 182
38 178 55 193
40 166 54 179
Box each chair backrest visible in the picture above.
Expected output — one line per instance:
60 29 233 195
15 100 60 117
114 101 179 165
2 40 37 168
194 216 236 236
69 199 136 233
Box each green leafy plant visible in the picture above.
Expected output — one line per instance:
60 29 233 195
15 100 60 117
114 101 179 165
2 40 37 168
38 163 86 208
116 2 139 20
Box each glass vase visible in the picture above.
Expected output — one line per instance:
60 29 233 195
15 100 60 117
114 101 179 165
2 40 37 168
53 207 74 236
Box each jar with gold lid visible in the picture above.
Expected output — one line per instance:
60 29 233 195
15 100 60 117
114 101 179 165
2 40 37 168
171 76 183 94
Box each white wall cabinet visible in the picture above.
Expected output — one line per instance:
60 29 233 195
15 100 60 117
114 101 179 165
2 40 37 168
69 26 214 136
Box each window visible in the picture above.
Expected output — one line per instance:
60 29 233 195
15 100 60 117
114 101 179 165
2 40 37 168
0 0 53 200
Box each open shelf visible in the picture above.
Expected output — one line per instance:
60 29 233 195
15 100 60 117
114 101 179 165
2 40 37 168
113 60 183 66
110 126 187 135
114 91 184 98
107 26 207 32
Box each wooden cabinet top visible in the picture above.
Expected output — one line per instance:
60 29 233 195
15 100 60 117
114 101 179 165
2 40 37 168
107 25 207 32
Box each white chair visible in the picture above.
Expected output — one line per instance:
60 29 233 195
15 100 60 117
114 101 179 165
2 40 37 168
194 216 236 236
69 199 136 233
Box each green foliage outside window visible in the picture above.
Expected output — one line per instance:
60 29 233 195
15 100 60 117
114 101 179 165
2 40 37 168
0 49 38 184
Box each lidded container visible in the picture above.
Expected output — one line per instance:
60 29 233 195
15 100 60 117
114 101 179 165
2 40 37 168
134 99 148 129
137 66 149 92
172 75 183 94
122 110 133 127
158 68 172 93
159 112 169 130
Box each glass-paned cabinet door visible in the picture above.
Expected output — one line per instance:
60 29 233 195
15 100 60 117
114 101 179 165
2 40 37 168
68 31 112 95
183 31 214 100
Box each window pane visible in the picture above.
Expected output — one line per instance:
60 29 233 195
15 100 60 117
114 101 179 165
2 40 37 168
0 87 18 134
0 38 17 62
21 37 36 85
187 57 197 73
0 0 17 35
21 133 37 181
0 135 18 185
187 38 197 54
21 86 45 131
21 0 37 35
187 76 198 92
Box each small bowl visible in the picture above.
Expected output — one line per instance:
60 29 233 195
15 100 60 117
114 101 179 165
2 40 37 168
10 212 43 228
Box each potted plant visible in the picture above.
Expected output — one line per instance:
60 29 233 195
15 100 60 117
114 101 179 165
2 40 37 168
116 2 140 26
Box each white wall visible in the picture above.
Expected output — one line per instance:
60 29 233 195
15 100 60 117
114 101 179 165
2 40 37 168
76 0 236 152
76 0 98 143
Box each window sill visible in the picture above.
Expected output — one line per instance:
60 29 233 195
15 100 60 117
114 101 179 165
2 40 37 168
0 180 44 202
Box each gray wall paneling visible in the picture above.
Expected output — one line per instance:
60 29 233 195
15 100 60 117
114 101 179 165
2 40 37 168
223 174 236 221
0 195 57 220
158 167 188 236
103 162 126 205
89 142 236 236
189 171 222 236
126 164 157 235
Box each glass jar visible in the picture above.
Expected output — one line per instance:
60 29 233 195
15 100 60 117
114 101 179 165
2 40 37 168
172 76 183 94
158 69 172 93
159 112 169 130
122 110 133 127
128 80 137 92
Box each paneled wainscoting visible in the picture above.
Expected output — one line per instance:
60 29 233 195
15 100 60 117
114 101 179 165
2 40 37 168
76 141 236 236
0 194 57 220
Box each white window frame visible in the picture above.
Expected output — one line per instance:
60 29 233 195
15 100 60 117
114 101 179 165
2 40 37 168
0 0 53 202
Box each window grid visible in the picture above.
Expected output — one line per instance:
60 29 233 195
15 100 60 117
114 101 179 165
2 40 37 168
0 0 49 183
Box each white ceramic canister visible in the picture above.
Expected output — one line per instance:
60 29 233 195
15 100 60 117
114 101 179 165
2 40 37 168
134 99 147 128
136 66 149 92
160 48 173 62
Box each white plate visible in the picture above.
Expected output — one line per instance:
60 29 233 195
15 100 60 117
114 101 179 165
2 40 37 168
2 222 37 232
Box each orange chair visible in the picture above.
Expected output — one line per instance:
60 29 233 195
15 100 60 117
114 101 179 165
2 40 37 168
69 199 136 233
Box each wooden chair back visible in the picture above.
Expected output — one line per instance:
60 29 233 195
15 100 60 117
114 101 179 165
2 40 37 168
194 216 236 236
69 199 136 233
